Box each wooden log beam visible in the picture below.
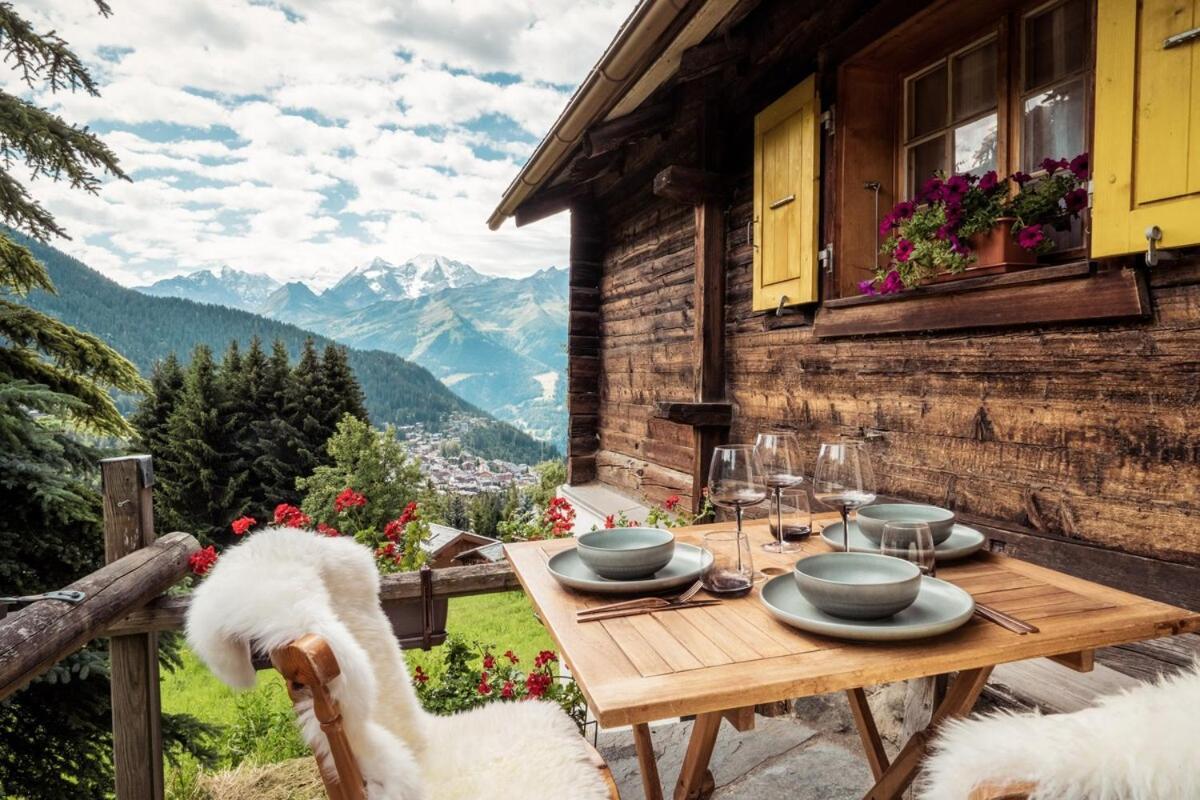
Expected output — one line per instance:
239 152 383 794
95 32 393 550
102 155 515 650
653 401 733 427
514 182 588 228
678 35 747 82
102 455 166 800
581 99 673 158
0 530 198 701
653 166 727 205
106 560 521 637
567 149 625 185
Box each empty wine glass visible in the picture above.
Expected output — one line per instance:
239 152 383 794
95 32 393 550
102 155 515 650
707 444 768 542
755 431 805 554
812 440 877 553
880 520 937 577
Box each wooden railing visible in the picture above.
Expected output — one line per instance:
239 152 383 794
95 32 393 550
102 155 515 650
0 455 520 800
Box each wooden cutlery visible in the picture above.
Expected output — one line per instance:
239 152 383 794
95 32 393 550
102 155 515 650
975 602 1040 634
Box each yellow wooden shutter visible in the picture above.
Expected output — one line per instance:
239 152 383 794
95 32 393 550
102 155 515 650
1093 0 1200 257
752 75 820 312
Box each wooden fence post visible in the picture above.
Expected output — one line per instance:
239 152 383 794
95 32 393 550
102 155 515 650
101 455 164 800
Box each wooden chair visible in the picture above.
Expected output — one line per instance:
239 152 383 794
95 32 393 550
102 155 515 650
271 634 621 800
967 782 1034 800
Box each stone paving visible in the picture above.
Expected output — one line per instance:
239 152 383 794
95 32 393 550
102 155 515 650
596 695 877 800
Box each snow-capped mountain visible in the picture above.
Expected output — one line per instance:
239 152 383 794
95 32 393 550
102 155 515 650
321 254 489 307
135 266 281 311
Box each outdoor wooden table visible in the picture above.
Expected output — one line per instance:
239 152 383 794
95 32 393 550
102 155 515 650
505 516 1200 800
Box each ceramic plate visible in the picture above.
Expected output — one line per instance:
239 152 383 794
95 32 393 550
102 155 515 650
821 521 986 562
547 542 713 595
759 573 976 641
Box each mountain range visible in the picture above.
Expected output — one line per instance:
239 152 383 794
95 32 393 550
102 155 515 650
136 255 569 446
15 232 555 465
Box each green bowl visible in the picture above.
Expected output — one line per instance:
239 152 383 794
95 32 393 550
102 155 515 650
576 527 676 580
793 553 921 620
856 504 956 546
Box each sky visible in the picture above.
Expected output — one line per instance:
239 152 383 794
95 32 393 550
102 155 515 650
17 0 635 288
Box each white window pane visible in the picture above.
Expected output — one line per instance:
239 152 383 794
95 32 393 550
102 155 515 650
953 113 998 175
1022 77 1085 171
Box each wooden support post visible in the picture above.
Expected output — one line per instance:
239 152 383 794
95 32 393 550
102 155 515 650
102 455 165 800
633 722 665 800
567 197 603 486
674 711 722 800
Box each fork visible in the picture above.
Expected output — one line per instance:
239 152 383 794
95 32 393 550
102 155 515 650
576 580 703 618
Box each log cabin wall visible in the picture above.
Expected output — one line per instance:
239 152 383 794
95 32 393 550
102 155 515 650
578 0 1200 607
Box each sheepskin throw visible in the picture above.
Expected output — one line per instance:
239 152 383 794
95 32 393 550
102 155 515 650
920 662 1200 800
186 528 611 800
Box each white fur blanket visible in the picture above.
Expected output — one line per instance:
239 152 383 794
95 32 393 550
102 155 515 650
186 528 610 800
920 662 1200 800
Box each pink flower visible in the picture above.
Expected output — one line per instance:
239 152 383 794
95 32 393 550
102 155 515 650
918 176 943 203
1069 152 1089 180
893 239 915 262
1064 187 1088 214
943 174 970 203
948 234 969 256
1040 157 1068 175
978 170 999 192
879 270 904 295
1017 225 1045 250
858 278 878 296
935 224 952 241
189 546 218 576
230 516 255 536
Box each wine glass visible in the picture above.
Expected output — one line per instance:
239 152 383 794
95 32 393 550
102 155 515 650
701 530 754 597
707 444 768 541
754 432 805 554
812 440 877 553
880 520 937 577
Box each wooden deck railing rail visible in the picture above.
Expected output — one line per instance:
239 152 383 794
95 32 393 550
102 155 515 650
0 455 521 800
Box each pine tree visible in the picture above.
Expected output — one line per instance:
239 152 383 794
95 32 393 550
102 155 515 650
443 492 470 531
158 345 241 545
131 353 184 458
249 339 306 506
286 337 328 480
0 3 165 796
320 342 368 428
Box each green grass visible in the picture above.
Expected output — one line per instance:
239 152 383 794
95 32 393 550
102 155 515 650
160 590 553 794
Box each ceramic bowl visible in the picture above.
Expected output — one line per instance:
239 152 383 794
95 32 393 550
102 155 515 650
792 553 921 620
856 504 956 546
575 527 676 580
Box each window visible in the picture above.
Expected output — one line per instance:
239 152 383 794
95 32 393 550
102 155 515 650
901 0 1090 196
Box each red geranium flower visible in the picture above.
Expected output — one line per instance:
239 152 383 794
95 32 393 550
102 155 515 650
603 514 615 529
316 522 341 537
504 649 519 664
501 680 515 699
533 650 558 669
664 495 680 511
230 516 255 536
412 666 429 685
334 487 367 513
478 672 492 695
273 503 311 528
384 519 404 541
525 671 551 699
483 653 495 670
189 545 218 576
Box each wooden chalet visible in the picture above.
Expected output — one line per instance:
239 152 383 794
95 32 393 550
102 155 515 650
489 0 1200 612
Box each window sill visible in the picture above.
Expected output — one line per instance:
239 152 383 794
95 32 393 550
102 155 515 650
813 261 1149 338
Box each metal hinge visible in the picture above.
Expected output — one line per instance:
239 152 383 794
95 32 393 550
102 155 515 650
0 589 85 620
821 108 835 135
818 243 834 273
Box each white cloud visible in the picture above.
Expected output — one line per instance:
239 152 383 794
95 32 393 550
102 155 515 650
15 0 635 287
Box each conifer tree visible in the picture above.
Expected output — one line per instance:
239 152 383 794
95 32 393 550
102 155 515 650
248 339 307 506
131 352 184 458
321 342 368 428
286 337 328 480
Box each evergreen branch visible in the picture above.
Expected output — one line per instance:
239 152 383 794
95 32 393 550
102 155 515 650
0 297 147 393
0 346 131 436
0 230 55 294
0 3 105 95
0 166 67 240
0 90 128 186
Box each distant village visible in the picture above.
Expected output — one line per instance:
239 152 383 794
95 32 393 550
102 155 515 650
397 415 540 496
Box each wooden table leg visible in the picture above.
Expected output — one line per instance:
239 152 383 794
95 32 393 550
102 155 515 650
862 666 994 800
673 711 723 800
633 723 664 800
845 688 889 781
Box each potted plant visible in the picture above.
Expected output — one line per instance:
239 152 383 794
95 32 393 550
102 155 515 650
861 152 1090 296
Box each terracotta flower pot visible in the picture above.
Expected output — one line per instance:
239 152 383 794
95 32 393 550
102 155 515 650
967 217 1037 270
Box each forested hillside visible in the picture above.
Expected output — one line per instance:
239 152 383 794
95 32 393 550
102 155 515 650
14 232 556 464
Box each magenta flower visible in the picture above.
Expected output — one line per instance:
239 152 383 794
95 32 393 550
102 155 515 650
978 170 999 192
948 234 969 256
1017 225 1045 250
1064 187 1088 214
879 270 904 294
893 238 915 262
878 212 895 237
894 200 916 220
943 175 970 203
919 176 944 203
858 278 878 296
1011 171 1033 186
1068 152 1089 181
1040 157 1068 175
935 224 952 240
